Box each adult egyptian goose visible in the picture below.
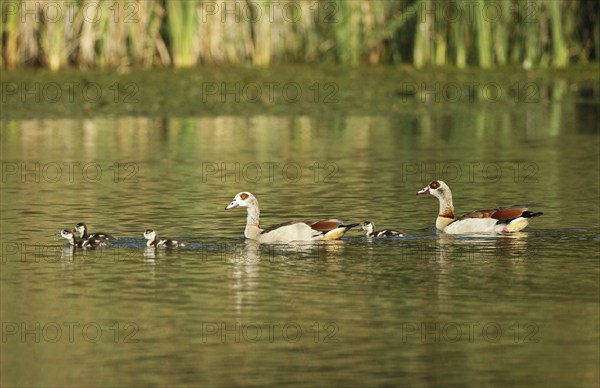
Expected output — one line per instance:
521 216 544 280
225 192 359 243
416 180 543 234
361 221 406 237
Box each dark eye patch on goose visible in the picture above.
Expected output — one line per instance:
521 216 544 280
430 180 440 189
240 193 249 200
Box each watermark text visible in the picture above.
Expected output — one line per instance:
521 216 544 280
2 321 139 343
1 162 139 183
401 322 540 343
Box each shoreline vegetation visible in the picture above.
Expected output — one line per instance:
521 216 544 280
2 65 599 119
1 0 598 70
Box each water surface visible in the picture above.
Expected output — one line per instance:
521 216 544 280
1 91 599 386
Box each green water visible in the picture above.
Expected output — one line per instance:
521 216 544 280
1 68 599 387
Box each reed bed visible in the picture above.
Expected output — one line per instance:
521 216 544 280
1 0 597 69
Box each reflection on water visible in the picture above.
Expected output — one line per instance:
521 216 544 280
1 96 599 386
436 232 533 260
223 239 350 265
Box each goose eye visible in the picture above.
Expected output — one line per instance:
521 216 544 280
430 181 440 189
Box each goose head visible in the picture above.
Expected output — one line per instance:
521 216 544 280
417 180 451 201
360 221 375 234
60 229 75 240
225 192 258 210
143 229 157 241
75 223 87 236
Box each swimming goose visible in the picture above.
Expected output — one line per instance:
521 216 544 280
361 221 406 237
59 229 99 248
75 223 114 243
417 180 543 234
143 229 187 248
225 192 359 243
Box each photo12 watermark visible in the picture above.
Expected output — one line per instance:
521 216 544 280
401 322 540 343
1 161 139 183
198 1 338 24
201 81 338 104
201 161 339 183
2 1 140 24
200 321 339 343
398 81 540 103
2 242 125 263
402 1 539 25
1 82 139 104
400 162 539 183
2 321 140 343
